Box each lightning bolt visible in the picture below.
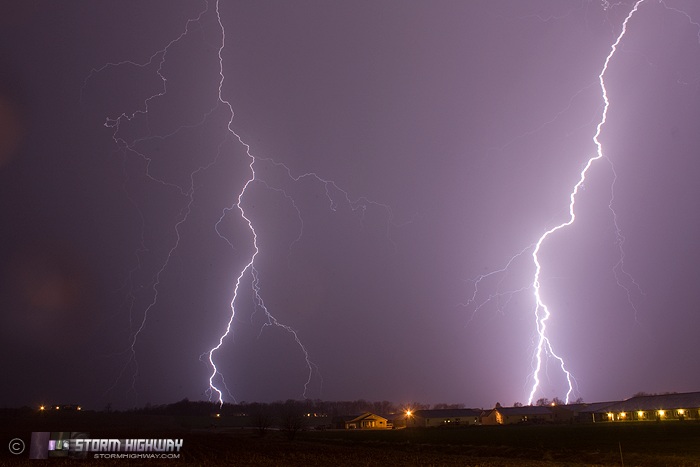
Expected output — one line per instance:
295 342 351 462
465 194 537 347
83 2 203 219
526 0 646 405
465 0 655 405
84 5 215 403
461 244 535 322
86 0 395 406
204 0 397 404
607 158 645 324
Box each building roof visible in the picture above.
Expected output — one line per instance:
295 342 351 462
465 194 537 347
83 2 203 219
346 412 389 423
564 401 621 413
493 406 553 416
412 408 482 419
597 392 700 413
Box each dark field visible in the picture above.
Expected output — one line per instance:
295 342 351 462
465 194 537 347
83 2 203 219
2 411 700 466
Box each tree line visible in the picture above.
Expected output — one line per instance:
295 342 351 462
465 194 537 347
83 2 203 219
118 398 475 417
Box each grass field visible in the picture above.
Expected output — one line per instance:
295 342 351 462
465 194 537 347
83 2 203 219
2 412 700 466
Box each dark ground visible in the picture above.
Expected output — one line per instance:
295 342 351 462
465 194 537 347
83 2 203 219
2 410 700 466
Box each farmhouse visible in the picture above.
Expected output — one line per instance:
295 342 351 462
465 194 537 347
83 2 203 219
406 408 482 428
344 412 391 429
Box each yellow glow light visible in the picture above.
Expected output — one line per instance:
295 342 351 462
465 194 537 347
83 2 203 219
77 406 82 411
619 412 626 418
678 409 685 415
39 405 45 411
406 410 412 417
55 406 60 410
658 410 665 417
607 412 614 419
637 411 644 417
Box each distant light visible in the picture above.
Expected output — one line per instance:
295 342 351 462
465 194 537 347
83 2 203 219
55 406 60 410
658 410 665 417
39 405 45 411
607 412 614 420
619 412 626 418
215 413 220 418
678 409 685 415
637 411 644 418
77 406 82 411
406 410 412 417
551 402 556 406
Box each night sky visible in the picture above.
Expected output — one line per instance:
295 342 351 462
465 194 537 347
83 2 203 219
1 0 699 411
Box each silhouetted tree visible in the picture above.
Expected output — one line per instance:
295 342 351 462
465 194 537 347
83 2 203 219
370 400 397 414
250 403 273 436
535 398 550 406
278 400 306 440
513 402 523 407
403 401 430 411
432 403 466 410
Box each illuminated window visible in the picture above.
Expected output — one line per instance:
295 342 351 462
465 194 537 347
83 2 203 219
678 409 685 415
658 410 665 417
637 411 644 419
619 412 626 418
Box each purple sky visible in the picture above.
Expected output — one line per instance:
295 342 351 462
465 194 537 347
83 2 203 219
1 0 699 410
